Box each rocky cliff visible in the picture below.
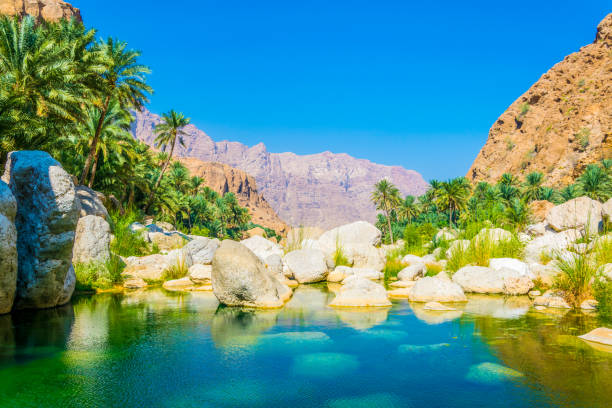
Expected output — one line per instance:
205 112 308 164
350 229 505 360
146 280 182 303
179 157 288 235
0 0 81 22
132 109 429 228
468 14 612 186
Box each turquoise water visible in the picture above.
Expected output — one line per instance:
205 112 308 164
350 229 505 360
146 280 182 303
0 285 611 407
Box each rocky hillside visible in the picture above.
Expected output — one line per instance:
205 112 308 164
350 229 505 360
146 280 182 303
0 0 81 22
179 157 288 235
132 109 429 228
468 13 612 186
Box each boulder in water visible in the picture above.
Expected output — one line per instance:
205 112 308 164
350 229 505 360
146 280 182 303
0 181 17 314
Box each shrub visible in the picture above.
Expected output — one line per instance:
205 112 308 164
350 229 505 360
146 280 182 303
593 278 612 319
594 236 612 266
447 233 524 272
425 263 443 277
109 210 157 257
190 225 210 237
333 244 351 267
162 257 189 281
553 251 598 307
74 261 116 292
383 258 407 281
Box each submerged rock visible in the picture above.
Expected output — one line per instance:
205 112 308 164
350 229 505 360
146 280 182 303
292 352 359 379
329 277 391 307
0 181 17 314
327 393 403 408
465 362 523 385
423 302 456 311
578 327 612 347
212 240 291 308
2 151 79 310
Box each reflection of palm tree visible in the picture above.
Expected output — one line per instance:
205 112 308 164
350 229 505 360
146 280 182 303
371 180 401 244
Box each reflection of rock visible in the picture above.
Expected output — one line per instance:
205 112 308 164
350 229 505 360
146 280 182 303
462 295 532 319
68 295 112 350
329 277 391 307
334 307 389 330
411 303 463 325
255 331 332 353
210 306 279 349
281 285 336 321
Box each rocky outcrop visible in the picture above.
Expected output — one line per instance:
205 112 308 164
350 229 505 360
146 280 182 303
75 186 109 220
184 237 219 265
240 235 283 261
180 158 288 234
72 215 111 264
0 0 81 22
0 181 17 314
2 151 79 310
211 240 291 308
407 274 467 302
468 14 612 186
452 265 533 295
132 109 429 228
546 196 603 232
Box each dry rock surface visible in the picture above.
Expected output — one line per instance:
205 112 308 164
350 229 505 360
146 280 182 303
0 0 81 22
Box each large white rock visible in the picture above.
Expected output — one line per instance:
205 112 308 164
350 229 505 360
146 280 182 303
188 264 212 284
397 263 426 281
408 275 467 302
343 244 385 270
329 277 391 307
284 248 328 283
184 237 219 265
401 254 424 265
489 258 531 277
435 228 458 241
148 231 186 251
546 196 603 233
578 328 612 346
533 291 571 309
240 235 283 261
318 221 382 249
2 151 79 310
0 181 17 314
602 198 612 222
523 229 582 263
122 254 170 281
452 265 533 295
212 240 291 308
529 263 561 286
72 215 111 265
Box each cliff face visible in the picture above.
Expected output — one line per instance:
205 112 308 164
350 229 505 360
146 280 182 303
0 0 81 22
132 109 429 228
468 14 612 186
179 157 288 235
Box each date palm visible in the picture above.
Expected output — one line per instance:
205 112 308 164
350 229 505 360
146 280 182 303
397 195 419 224
576 164 612 202
145 110 190 211
80 37 151 185
437 177 471 227
522 171 544 202
371 179 401 244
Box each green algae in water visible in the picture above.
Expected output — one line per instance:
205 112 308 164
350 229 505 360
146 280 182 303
465 362 524 385
292 352 360 379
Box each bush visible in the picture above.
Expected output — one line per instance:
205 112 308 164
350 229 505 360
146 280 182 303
553 251 598 307
162 257 189 281
74 261 119 292
594 236 612 266
190 225 210 237
593 278 612 319
383 258 407 281
109 210 157 257
425 263 443 277
333 244 351 267
446 233 524 272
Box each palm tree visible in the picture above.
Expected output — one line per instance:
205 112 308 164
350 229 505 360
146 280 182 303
371 179 401 244
560 184 580 202
145 110 191 211
397 195 419 224
498 183 519 203
436 177 471 227
189 176 205 196
499 173 520 187
540 187 558 203
576 164 612 201
80 37 151 185
522 171 544 202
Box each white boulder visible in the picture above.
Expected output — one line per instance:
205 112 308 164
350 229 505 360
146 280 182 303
284 248 328 283
546 196 603 232
329 277 391 307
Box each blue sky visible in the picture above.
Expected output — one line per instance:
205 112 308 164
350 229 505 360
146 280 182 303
72 0 610 180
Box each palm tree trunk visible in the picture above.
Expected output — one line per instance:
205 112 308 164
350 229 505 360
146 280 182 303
449 204 454 227
80 96 110 185
88 152 100 188
145 138 176 212
386 209 394 245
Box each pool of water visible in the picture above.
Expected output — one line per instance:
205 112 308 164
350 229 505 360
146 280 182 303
0 285 610 408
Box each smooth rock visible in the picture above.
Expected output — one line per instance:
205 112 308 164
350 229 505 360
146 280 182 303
446 239 470 258
0 181 17 314
546 196 603 232
284 248 328 283
408 276 467 302
148 231 186 251
264 254 284 281
401 254 424 265
2 151 79 310
75 186 108 220
318 221 382 249
184 237 219 265
188 264 212 284
123 277 147 289
452 266 533 295
329 277 391 307
489 258 531 277
240 235 283 260
533 291 571 309
580 299 598 310
72 215 111 265
163 277 196 290
122 254 170 281
474 228 513 244
578 327 612 346
212 240 290 308
397 263 426 281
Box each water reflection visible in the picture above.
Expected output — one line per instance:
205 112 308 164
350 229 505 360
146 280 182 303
210 306 279 349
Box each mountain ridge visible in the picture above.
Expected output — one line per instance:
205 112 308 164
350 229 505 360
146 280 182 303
131 108 429 228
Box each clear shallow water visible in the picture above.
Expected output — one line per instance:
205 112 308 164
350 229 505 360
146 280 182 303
0 285 611 408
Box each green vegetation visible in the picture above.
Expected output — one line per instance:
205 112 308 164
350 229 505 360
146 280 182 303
74 258 123 292
517 102 530 120
575 127 590 150
553 251 597 307
382 258 406 281
162 257 189 281
333 241 351 267
0 16 260 241
446 233 524 272
593 279 612 319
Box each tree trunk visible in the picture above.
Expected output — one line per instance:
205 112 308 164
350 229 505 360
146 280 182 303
80 96 110 185
386 209 394 245
145 136 176 212
87 151 99 188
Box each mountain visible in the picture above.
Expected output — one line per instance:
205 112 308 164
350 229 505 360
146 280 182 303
179 157 288 235
468 13 612 186
0 0 81 22
131 109 429 228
